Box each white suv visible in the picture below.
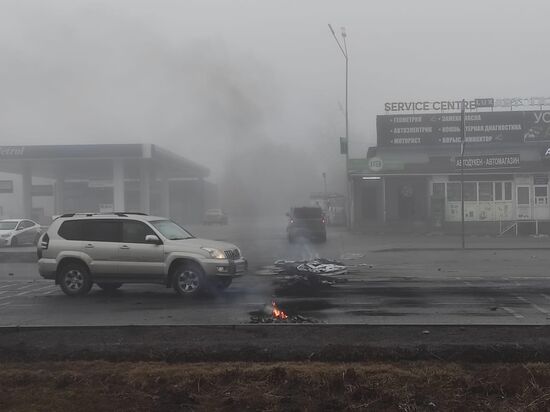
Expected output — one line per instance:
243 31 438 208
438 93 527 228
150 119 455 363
37 213 247 297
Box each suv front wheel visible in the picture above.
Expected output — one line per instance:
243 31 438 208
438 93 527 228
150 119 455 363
59 262 93 297
172 262 205 297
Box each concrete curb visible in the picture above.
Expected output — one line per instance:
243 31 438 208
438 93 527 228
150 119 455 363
1 325 550 363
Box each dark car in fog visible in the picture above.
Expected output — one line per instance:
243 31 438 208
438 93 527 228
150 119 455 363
286 207 326 243
203 209 228 225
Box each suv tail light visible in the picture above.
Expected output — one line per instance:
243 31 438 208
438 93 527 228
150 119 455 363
37 233 49 259
41 233 49 249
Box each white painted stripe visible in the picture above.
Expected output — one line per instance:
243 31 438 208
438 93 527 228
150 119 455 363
14 283 39 291
502 307 524 319
517 296 550 315
14 286 53 296
28 285 57 293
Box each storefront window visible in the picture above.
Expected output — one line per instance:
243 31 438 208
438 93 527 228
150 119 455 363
518 187 530 205
504 182 512 201
432 183 445 198
479 182 493 201
535 186 548 197
495 182 503 201
447 182 461 201
464 182 477 201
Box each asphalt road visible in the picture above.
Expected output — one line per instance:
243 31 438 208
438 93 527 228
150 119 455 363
2 216 550 326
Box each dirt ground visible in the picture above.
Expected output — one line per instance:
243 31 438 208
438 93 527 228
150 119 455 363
2 361 550 411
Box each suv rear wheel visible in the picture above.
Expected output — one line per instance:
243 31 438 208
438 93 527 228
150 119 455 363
172 262 205 297
59 262 93 297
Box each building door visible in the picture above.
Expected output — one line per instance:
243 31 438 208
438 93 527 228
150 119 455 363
362 186 378 220
516 186 532 220
533 185 549 220
398 184 415 220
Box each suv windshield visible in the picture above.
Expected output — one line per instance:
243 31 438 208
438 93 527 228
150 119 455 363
151 220 194 240
292 208 323 219
0 221 18 230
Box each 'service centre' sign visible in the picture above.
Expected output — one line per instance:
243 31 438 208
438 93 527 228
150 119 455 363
385 97 550 113
385 100 476 112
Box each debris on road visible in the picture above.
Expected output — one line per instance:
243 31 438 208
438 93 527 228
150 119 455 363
268 258 349 290
273 258 348 276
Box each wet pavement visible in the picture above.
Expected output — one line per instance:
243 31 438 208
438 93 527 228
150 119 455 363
2 217 550 326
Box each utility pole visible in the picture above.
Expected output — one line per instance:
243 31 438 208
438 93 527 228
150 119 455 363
460 99 466 249
322 172 328 199
328 24 350 227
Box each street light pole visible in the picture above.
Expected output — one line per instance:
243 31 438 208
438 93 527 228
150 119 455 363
328 24 350 228
460 99 466 249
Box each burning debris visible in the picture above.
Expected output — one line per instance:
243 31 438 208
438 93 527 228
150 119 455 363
249 301 319 324
271 300 288 320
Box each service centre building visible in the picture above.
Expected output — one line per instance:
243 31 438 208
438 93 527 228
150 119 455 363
349 102 550 234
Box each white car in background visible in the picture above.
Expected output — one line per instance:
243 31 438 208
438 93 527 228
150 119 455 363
0 219 42 247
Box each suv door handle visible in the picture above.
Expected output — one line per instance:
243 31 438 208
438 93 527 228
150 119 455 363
120 245 130 250
84 244 94 249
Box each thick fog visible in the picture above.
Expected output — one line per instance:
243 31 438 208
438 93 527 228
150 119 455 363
0 0 549 216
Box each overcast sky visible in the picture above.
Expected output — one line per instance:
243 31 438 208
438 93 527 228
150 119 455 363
0 0 549 183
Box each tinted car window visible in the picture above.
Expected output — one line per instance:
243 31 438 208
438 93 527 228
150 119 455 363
122 221 155 243
84 220 122 242
292 208 323 219
151 220 193 240
0 221 17 230
22 220 35 228
58 220 85 240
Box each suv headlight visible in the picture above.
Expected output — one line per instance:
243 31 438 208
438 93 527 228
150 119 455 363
201 247 226 259
1 233 11 238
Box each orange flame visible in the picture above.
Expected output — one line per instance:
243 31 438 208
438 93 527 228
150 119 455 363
272 301 288 320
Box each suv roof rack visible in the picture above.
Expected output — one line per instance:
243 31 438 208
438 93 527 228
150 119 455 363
113 212 148 216
56 212 148 219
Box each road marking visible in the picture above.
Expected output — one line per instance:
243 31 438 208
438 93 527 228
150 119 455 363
28 285 57 293
464 281 473 286
14 283 40 291
516 296 549 315
502 306 525 319
0 283 19 290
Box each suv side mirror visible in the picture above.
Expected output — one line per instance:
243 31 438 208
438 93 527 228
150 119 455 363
145 234 161 245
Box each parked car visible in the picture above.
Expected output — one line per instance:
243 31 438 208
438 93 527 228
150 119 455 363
0 219 42 247
37 212 247 297
286 207 327 243
203 209 228 225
